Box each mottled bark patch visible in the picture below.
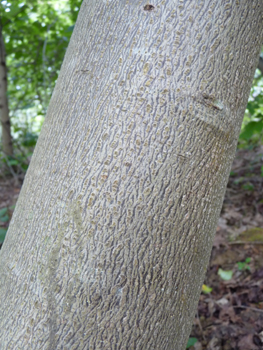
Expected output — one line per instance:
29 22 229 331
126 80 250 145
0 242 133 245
200 93 224 111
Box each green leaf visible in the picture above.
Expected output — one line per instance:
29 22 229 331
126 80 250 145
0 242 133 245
218 268 233 281
2 4 27 20
0 228 7 243
0 215 9 223
240 120 263 140
65 25 75 32
237 262 245 270
237 258 251 271
186 337 198 349
0 208 8 217
247 100 259 115
202 284 213 294
8 159 19 166
242 182 254 191
15 51 23 59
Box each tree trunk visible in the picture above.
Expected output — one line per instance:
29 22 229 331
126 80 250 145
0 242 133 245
0 1 262 349
0 25 13 156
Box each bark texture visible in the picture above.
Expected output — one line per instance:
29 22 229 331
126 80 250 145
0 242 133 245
0 1 263 349
0 26 12 156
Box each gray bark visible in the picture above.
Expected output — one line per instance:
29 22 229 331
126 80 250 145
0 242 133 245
0 1 263 349
0 26 13 156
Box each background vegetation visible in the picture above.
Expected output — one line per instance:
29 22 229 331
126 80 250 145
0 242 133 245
0 0 81 173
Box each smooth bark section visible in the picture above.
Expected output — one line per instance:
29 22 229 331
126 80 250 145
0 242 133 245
0 1 263 349
0 26 13 156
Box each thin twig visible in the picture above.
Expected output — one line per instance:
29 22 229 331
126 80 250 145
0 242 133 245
228 241 263 245
233 305 263 314
196 310 206 341
231 161 263 173
2 154 19 185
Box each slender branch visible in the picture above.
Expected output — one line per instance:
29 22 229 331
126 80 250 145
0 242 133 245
233 305 263 314
229 241 263 245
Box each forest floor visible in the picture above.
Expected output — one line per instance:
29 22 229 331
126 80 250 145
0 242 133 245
0 147 263 350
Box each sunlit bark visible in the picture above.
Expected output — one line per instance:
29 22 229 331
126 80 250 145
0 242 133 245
0 1 262 349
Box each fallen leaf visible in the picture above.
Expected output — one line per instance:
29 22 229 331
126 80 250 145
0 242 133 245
218 268 233 281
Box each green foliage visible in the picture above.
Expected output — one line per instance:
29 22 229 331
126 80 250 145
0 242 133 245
0 207 8 222
1 152 31 173
1 0 81 116
0 205 14 243
0 0 84 237
237 257 251 271
229 170 236 176
240 120 263 141
0 228 7 244
239 62 263 147
0 0 82 173
186 337 198 349
241 182 254 191
201 284 213 294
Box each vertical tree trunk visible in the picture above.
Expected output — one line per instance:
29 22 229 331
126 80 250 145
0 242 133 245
0 25 13 156
0 1 262 349
258 56 263 75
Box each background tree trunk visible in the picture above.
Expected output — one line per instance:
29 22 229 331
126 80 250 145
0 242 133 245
258 56 263 75
0 25 13 156
0 1 262 349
